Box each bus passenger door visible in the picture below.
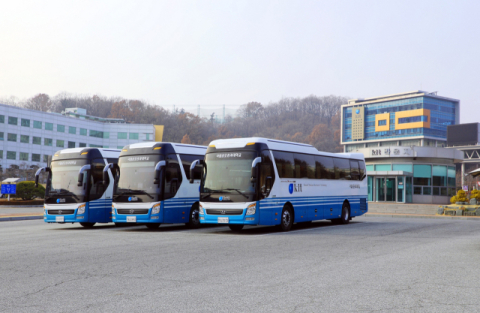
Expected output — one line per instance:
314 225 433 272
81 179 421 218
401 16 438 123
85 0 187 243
89 159 109 222
164 154 183 223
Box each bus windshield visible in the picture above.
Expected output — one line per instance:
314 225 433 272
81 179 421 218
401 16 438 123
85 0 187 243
116 154 164 196
203 151 256 195
50 159 88 196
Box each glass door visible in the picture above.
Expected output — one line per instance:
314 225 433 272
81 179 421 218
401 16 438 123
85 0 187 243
386 178 396 202
376 178 385 201
397 176 404 203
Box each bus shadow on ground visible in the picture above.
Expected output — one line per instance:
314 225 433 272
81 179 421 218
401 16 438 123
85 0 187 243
211 220 363 236
118 224 222 232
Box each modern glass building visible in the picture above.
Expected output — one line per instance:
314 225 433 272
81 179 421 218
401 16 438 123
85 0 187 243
0 104 164 169
341 91 463 204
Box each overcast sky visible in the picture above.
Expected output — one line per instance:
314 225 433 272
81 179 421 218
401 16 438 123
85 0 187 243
1 0 479 122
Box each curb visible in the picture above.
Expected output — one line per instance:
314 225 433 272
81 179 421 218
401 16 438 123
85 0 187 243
0 215 43 222
365 213 480 220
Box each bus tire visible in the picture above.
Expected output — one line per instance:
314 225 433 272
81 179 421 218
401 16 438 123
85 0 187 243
146 223 161 229
80 222 95 228
279 205 293 232
186 204 201 229
334 202 350 225
228 225 244 231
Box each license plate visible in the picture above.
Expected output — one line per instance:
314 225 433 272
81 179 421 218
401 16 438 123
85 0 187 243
218 217 229 224
127 216 136 223
56 216 64 222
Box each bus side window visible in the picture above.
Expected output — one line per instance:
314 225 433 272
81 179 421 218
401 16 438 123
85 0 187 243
294 153 315 179
164 154 182 199
272 151 295 178
333 158 350 180
260 150 275 196
315 156 334 180
179 154 203 180
90 158 106 200
350 160 360 181
359 161 366 180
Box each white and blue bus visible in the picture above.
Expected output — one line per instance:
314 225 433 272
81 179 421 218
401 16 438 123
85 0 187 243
112 142 207 229
35 148 121 228
190 137 368 232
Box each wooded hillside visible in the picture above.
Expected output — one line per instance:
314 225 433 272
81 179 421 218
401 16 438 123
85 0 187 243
4 93 347 152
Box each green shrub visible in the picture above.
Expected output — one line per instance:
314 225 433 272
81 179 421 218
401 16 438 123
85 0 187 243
455 190 468 203
15 181 46 200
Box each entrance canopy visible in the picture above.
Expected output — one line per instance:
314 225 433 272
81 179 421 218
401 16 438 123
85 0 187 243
467 168 480 178
366 171 413 177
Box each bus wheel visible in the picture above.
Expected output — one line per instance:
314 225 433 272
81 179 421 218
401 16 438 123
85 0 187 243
80 222 95 228
228 225 244 231
186 205 201 229
279 205 293 232
333 202 350 225
146 223 161 229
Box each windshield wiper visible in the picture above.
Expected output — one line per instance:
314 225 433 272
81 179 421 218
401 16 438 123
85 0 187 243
115 189 154 199
224 188 249 199
50 189 79 200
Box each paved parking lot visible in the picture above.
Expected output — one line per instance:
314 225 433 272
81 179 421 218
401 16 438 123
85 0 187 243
1 216 480 312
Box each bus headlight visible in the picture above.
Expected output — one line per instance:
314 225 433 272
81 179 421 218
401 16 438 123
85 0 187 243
246 203 256 215
77 204 86 215
199 204 204 215
111 204 115 215
152 203 160 214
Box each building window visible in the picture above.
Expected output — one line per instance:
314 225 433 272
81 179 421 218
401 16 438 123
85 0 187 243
89 130 104 138
413 164 431 186
0 150 3 159
68 141 75 148
0 132 3 140
57 125 65 132
43 155 49 162
118 132 127 139
32 154 41 162
19 152 28 161
33 121 42 129
21 118 30 127
69 126 76 134
8 117 18 125
80 128 87 136
20 135 29 143
79 143 86 147
7 151 16 160
89 144 102 148
117 146 124 149
0 115 4 123
129 133 139 139
45 122 53 130
56 140 64 148
33 136 41 145
145 133 151 140
7 133 17 142
44 138 53 146
378 120 387 126
398 116 428 124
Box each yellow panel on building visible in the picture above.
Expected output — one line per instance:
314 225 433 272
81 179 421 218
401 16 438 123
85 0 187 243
154 125 164 141
375 113 390 132
351 106 365 140
395 109 430 130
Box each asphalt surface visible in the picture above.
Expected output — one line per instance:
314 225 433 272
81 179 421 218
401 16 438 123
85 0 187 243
1 216 480 312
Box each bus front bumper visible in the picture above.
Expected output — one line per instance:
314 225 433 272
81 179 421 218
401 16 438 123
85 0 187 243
44 204 87 223
199 202 258 225
113 202 162 224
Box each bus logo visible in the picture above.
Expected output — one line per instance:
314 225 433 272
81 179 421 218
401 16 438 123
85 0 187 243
289 183 302 194
221 210 226 214
128 197 138 202
219 196 223 201
56 198 65 203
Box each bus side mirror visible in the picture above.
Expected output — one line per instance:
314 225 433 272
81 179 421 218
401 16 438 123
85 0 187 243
102 163 114 188
78 165 91 187
154 161 166 185
251 157 262 182
189 159 204 184
34 167 50 188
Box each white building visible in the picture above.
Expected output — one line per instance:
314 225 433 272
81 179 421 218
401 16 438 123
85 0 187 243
0 104 164 169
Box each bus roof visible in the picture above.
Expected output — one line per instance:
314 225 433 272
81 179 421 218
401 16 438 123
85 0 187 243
208 137 364 160
55 148 121 159
126 142 207 155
